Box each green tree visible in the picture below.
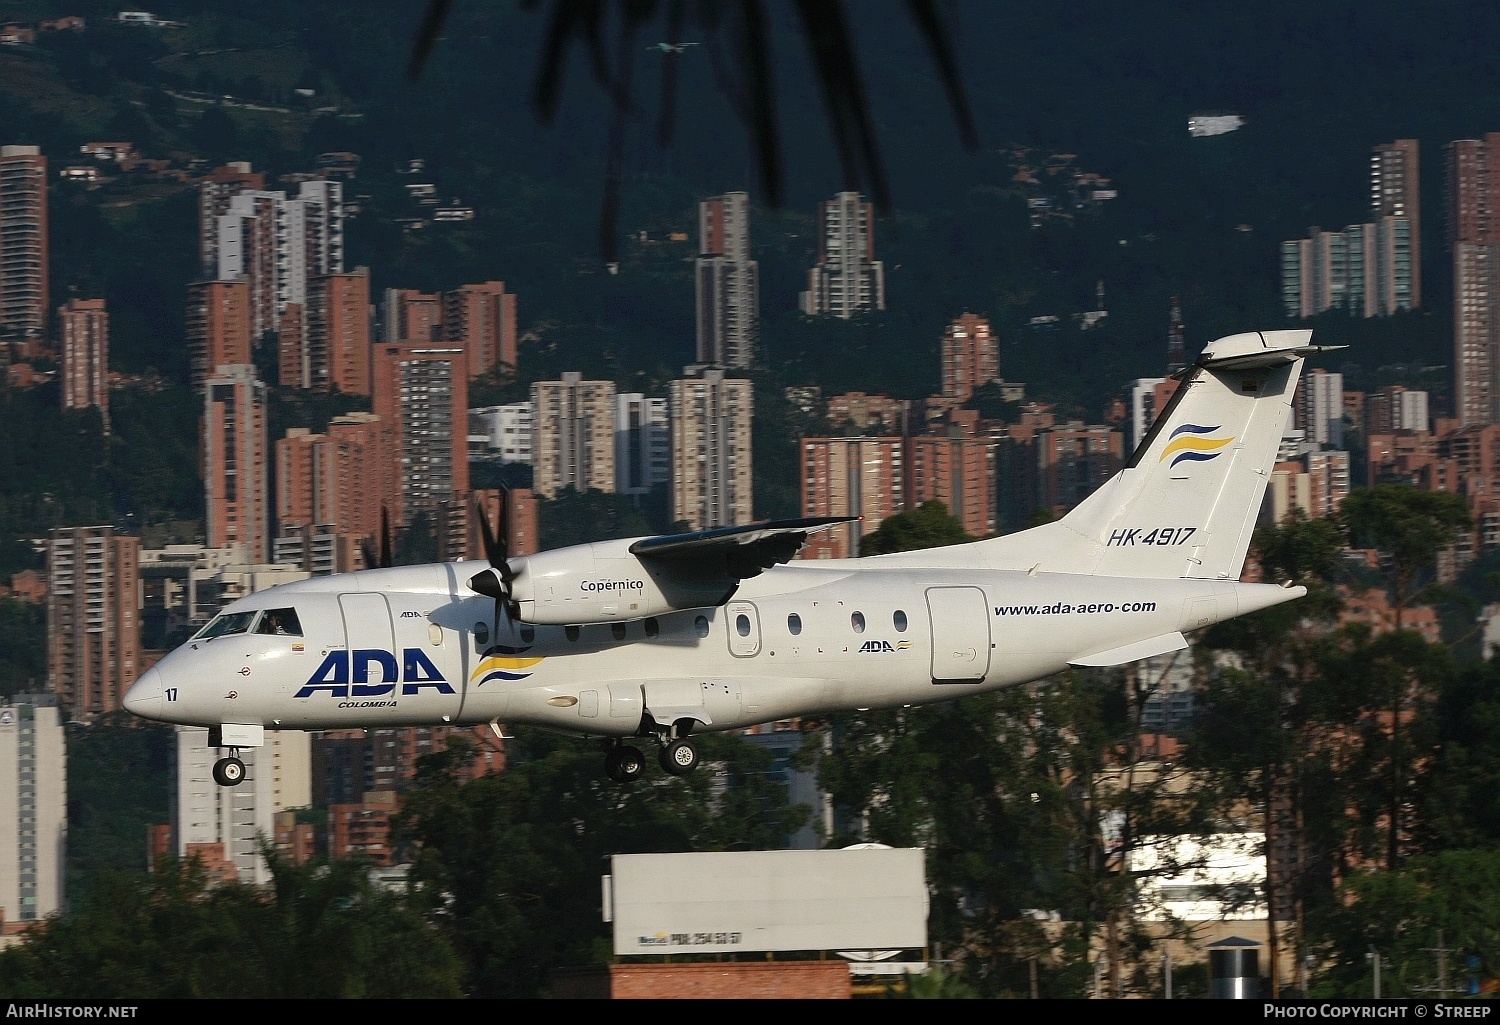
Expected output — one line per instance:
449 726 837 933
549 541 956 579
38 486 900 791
391 730 805 997
1189 514 1347 996
538 487 653 550
0 596 45 700
859 500 973 556
1312 849 1500 998
0 853 464 998
1340 484 1472 631
1339 484 1471 870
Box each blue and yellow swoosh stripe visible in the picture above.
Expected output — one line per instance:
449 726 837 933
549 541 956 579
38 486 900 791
472 644 544 686
1159 423 1235 470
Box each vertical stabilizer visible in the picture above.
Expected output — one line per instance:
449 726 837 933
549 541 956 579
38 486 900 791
883 330 1331 579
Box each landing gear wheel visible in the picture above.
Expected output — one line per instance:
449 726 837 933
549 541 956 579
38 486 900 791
213 756 246 787
659 738 699 776
606 745 646 783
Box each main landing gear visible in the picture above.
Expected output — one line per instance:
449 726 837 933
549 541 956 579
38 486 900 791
602 729 701 782
213 752 246 786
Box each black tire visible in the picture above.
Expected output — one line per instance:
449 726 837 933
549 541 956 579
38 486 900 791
616 745 646 781
213 756 246 787
659 738 699 776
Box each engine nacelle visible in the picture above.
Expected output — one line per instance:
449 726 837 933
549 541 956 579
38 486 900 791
506 537 738 625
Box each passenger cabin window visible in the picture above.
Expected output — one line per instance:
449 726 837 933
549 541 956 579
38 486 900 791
851 611 866 633
565 625 580 642
474 622 490 647
736 614 752 637
520 625 535 643
611 623 627 641
787 613 802 636
893 610 908 632
196 611 257 640
644 617 660 639
694 615 710 638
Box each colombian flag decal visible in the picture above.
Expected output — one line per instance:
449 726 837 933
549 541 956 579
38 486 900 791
1159 423 1235 470
472 644 544 686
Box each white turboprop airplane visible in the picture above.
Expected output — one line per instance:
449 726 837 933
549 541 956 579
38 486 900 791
124 330 1327 786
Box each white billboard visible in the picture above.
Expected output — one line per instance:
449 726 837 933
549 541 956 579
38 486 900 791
604 848 928 956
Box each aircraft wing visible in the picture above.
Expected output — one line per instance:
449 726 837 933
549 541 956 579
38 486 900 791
629 516 857 578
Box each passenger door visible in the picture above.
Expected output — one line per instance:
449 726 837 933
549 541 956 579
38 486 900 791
926 586 991 683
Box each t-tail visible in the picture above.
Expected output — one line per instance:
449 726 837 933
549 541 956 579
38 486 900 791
879 329 1339 579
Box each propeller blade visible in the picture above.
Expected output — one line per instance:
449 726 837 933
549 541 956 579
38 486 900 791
471 490 519 624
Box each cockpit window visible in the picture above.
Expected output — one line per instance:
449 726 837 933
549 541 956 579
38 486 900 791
256 608 303 636
195 611 258 640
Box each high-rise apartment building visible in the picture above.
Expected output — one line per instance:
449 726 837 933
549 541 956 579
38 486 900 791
46 525 141 717
615 393 670 498
197 161 266 277
0 693 66 926
372 342 470 520
276 412 400 546
1367 385 1430 435
469 402 534 465
1035 421 1125 516
185 280 252 390
800 191 885 318
940 313 998 403
1128 377 1183 454
1372 139 1421 310
204 365 269 562
695 192 758 368
210 180 344 340
1298 368 1345 449
442 281 517 380
531 373 617 498
58 298 108 423
670 368 753 530
1167 295 1186 374
907 435 997 539
0 145 48 341
300 266 372 395
1449 134 1500 425
800 436 905 559
173 725 310 886
381 288 441 342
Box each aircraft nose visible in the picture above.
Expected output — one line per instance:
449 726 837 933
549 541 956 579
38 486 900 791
124 666 164 720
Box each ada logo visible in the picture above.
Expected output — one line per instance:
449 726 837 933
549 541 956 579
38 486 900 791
858 639 912 653
294 648 453 698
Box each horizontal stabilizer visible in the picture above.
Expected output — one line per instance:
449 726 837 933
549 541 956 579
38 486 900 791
1068 632 1188 668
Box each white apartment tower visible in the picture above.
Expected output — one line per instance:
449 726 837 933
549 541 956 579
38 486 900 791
212 180 344 339
0 694 66 926
531 374 617 498
469 402 534 465
800 191 886 318
670 368 754 530
615 393 671 498
696 192 759 368
173 726 311 886
1299 368 1345 449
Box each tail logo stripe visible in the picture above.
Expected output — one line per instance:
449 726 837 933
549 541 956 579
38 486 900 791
1160 426 1235 469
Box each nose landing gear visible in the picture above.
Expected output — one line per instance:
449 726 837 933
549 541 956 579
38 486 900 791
213 753 246 786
